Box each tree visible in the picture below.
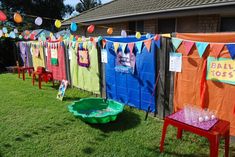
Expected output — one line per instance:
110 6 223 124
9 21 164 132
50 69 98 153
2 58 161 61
0 0 74 31
76 0 101 13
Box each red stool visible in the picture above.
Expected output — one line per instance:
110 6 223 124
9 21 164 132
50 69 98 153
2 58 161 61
160 112 230 157
18 66 34 80
32 67 54 89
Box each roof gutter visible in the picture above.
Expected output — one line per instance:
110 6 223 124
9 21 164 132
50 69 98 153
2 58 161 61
63 1 235 25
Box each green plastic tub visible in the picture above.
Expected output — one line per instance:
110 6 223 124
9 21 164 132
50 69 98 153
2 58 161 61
68 98 124 124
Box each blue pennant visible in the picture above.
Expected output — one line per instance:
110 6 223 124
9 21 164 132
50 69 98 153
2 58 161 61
155 37 161 49
136 41 143 54
196 42 209 58
171 37 182 50
226 44 235 59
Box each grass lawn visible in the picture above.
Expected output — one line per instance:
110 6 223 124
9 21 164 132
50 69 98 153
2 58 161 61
0 73 231 157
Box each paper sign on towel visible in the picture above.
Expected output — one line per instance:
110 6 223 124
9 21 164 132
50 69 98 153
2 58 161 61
77 49 90 67
51 48 58 65
169 52 182 72
57 80 68 101
101 49 108 63
115 50 136 74
207 56 235 85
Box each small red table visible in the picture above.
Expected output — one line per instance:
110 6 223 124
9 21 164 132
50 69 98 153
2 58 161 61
160 111 230 157
18 66 34 80
32 70 54 89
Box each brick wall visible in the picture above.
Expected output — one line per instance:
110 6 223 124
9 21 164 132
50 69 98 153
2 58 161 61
198 15 220 32
144 19 157 34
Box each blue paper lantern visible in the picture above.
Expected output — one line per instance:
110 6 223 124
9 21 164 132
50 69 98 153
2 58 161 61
146 33 151 39
70 22 77 32
9 31 16 39
2 27 8 34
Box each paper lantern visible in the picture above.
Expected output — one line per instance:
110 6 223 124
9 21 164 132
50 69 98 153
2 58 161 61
135 32 141 39
87 25 95 33
2 27 7 34
55 19 61 28
107 28 113 35
35 17 43 26
0 30 3 37
30 33 36 40
146 33 151 39
90 37 94 42
14 13 23 23
5 33 8 38
0 11 7 22
14 28 18 34
121 30 127 37
70 22 77 32
19 35 23 39
97 36 103 42
9 31 16 39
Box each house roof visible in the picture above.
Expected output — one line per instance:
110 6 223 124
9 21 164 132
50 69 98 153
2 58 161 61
62 0 235 25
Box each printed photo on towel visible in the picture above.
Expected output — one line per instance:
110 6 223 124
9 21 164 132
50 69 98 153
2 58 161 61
115 50 136 74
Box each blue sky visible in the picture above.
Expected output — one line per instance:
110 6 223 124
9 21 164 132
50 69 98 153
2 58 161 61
64 0 112 7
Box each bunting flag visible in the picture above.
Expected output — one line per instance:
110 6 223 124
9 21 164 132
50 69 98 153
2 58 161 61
226 44 235 59
144 39 152 52
102 39 107 49
136 41 143 54
196 42 209 58
161 34 171 38
83 42 87 50
171 37 182 50
128 43 135 54
113 42 120 53
182 41 194 55
120 43 127 52
155 37 161 49
209 43 224 58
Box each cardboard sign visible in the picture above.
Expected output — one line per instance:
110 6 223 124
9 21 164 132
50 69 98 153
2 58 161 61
169 52 182 72
101 49 108 63
57 80 68 101
207 56 235 85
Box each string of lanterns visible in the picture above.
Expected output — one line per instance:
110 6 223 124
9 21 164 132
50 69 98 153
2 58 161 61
0 10 160 40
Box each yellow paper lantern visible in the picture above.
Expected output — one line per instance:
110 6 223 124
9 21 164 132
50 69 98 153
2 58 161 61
135 32 141 39
107 28 113 35
14 13 23 23
55 19 62 28
4 33 8 38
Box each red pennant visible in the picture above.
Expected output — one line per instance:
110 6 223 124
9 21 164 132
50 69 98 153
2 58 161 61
102 39 107 49
210 43 224 58
154 34 159 41
128 43 135 54
183 41 194 55
144 39 152 52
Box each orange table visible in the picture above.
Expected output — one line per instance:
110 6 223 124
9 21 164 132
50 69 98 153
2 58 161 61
32 70 54 89
18 66 34 80
160 112 230 157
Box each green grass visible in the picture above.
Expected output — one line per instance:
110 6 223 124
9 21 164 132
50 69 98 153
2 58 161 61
0 73 229 157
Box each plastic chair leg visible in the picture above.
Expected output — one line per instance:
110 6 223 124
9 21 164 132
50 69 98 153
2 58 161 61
177 128 183 139
225 130 230 157
160 120 169 152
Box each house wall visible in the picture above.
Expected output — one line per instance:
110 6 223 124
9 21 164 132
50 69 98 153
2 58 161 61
68 14 228 37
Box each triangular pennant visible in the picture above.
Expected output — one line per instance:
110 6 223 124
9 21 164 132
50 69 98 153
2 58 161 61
171 37 182 50
83 42 88 50
155 37 161 49
182 41 194 55
102 39 107 49
210 43 224 58
113 42 120 53
144 39 152 52
196 42 209 58
136 41 143 54
128 43 135 54
226 44 235 59
120 43 127 52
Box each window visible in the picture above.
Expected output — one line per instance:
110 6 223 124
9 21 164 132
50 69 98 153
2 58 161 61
128 21 144 35
220 17 235 32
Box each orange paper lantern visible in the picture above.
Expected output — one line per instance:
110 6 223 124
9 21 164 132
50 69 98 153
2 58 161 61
0 11 7 22
14 13 23 23
107 28 113 35
87 25 95 33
